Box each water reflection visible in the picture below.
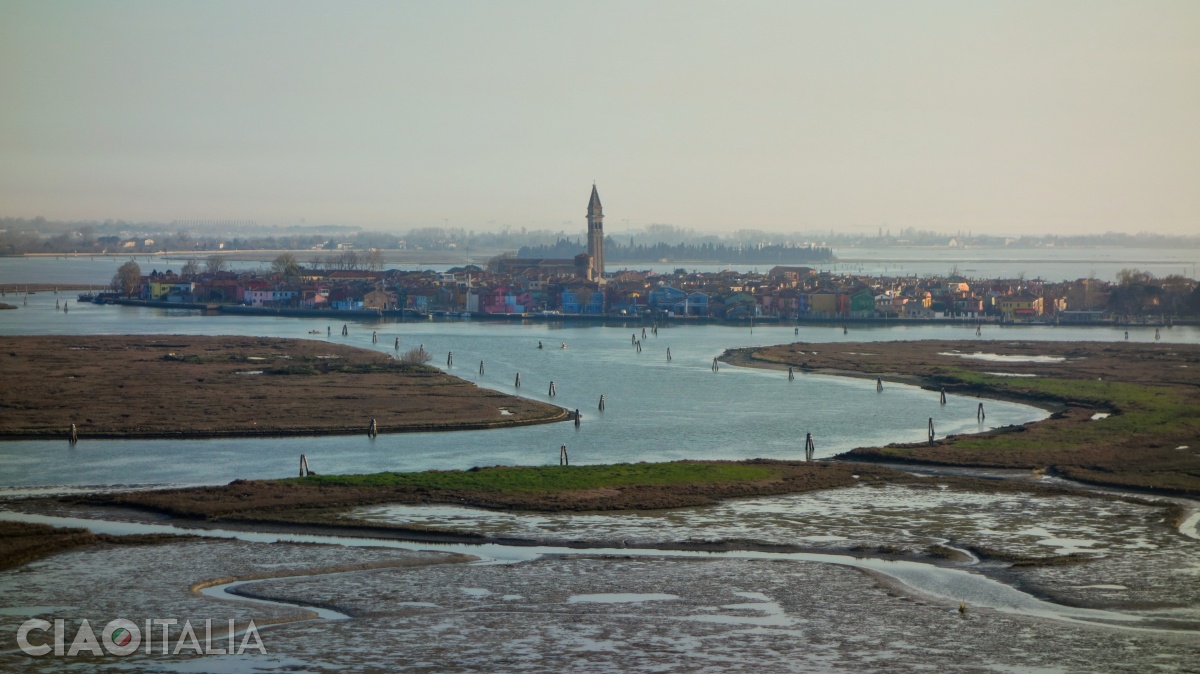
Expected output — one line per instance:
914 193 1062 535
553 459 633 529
0 302 1054 488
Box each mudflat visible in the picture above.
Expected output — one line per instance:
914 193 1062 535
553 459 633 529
0 335 567 440
730 339 1200 495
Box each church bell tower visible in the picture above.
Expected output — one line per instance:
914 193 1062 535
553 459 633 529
587 184 604 278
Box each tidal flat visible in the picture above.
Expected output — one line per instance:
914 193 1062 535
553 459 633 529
1 536 1198 673
350 481 1200 616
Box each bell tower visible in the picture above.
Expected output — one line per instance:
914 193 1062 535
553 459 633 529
587 183 604 278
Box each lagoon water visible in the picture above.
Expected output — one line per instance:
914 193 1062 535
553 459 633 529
4 259 1199 674
2 257 1199 492
0 298 1059 491
3 244 1197 285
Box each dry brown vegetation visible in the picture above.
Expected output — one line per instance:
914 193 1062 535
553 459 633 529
733 340 1200 495
0 335 567 440
0 283 105 294
0 521 187 571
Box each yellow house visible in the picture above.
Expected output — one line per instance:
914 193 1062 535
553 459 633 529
148 281 172 300
999 295 1043 320
810 293 837 316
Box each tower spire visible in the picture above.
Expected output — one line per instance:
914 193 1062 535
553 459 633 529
586 184 604 279
588 183 603 218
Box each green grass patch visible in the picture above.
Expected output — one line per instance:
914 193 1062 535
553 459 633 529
288 461 779 493
942 369 1200 452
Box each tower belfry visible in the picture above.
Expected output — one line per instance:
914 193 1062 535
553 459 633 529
587 184 604 278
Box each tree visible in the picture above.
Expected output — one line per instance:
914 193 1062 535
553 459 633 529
112 261 141 297
1116 268 1154 286
205 255 228 275
400 346 432 364
365 248 385 271
271 253 300 277
181 258 200 278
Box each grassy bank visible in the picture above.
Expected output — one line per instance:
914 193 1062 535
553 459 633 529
296 461 776 492
83 460 904 519
738 340 1200 495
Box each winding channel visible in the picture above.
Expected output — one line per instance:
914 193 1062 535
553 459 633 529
1 510 1186 634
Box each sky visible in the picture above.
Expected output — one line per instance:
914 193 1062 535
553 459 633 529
2 1 1198 236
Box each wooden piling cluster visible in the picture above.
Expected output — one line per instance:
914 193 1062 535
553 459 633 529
804 432 815 461
68 423 78 446
977 402 986 423
368 417 378 438
299 454 312 477
559 444 569 466
788 366 794 381
928 417 936 445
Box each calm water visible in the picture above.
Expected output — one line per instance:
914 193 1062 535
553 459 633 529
3 245 1197 285
3 284 1198 490
0 296 1137 490
820 245 1200 282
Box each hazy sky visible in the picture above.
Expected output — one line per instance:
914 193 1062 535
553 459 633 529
2 1 1198 236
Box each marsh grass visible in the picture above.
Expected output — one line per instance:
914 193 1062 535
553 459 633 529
290 462 779 493
943 370 1199 453
744 340 1200 495
0 521 188 571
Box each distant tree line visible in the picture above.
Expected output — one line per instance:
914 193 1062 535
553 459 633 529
517 238 834 264
5 213 1199 259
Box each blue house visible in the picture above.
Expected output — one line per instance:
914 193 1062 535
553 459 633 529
671 291 708 316
648 286 686 308
561 291 582 314
583 291 604 315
